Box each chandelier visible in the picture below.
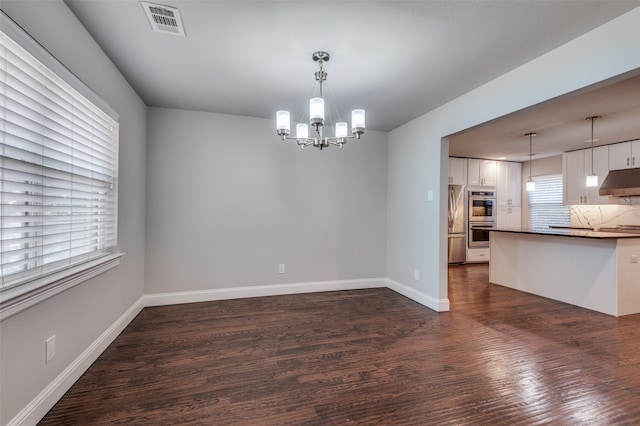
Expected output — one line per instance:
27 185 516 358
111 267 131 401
276 51 365 150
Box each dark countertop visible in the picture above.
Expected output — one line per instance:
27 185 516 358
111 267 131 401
491 227 640 239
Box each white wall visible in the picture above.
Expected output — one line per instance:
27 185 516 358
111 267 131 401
387 7 640 310
527 155 563 178
0 2 147 424
145 108 387 296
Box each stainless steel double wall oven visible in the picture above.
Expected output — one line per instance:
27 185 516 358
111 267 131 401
467 189 496 248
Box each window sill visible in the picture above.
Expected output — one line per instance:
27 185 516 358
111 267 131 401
0 253 124 321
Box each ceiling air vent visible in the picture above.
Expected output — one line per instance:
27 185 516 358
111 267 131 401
141 2 186 37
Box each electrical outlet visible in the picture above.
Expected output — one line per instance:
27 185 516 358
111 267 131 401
414 269 420 281
427 190 433 201
278 264 285 274
46 335 56 363
631 255 638 264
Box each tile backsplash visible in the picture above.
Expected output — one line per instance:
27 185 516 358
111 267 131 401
571 202 640 229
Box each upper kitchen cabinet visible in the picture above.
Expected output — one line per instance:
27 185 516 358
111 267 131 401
496 161 522 207
448 157 467 185
497 206 521 229
609 140 640 170
468 159 496 186
563 146 609 205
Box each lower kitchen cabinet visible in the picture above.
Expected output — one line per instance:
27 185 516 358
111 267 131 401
467 247 490 262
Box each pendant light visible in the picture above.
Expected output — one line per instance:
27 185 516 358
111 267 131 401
585 116 601 187
525 132 536 192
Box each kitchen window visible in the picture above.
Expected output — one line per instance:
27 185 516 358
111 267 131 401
528 173 570 230
1 13 120 318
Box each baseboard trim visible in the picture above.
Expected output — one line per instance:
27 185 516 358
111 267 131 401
7 296 145 426
144 278 388 307
386 278 450 312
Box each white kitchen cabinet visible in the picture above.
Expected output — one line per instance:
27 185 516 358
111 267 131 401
564 150 585 205
563 146 609 205
608 140 640 170
467 247 490 262
467 159 496 186
496 161 521 207
448 157 467 185
497 206 521 229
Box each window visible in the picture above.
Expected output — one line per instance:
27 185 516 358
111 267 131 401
528 173 570 230
1 13 120 316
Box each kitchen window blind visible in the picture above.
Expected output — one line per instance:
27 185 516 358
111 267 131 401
528 173 570 230
1 17 119 304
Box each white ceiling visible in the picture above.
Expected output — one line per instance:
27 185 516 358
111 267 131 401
63 0 640 158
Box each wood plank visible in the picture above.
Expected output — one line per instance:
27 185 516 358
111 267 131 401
40 264 640 425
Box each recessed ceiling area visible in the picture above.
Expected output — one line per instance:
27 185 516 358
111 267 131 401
448 71 640 163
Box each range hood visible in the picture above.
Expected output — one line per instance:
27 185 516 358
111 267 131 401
599 168 640 196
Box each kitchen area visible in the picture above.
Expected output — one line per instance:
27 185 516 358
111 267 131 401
447 72 640 316
447 158 519 264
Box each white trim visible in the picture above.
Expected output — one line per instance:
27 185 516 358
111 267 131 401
0 254 124 321
386 278 450 312
7 296 145 426
144 277 388 307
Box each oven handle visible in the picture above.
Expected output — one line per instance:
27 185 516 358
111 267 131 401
469 223 496 229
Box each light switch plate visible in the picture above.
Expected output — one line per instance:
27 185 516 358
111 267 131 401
46 335 56 363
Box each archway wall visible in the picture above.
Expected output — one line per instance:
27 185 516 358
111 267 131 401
386 7 640 311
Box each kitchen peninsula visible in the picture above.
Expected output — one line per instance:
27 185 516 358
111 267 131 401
489 228 640 316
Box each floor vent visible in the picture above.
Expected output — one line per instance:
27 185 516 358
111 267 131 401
141 2 186 37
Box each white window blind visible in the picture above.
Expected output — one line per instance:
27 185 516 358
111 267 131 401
1 20 119 299
528 173 570 230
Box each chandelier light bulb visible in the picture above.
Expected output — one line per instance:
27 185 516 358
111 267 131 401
276 110 290 136
310 97 325 124
296 123 309 140
352 109 365 134
335 122 348 138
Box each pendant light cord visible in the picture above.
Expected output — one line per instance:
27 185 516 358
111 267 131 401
591 116 595 175
529 134 532 180
526 132 536 181
588 116 601 175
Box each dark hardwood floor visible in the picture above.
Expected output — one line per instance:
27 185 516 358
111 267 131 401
40 263 640 425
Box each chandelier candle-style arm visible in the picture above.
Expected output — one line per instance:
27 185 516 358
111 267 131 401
275 51 365 150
